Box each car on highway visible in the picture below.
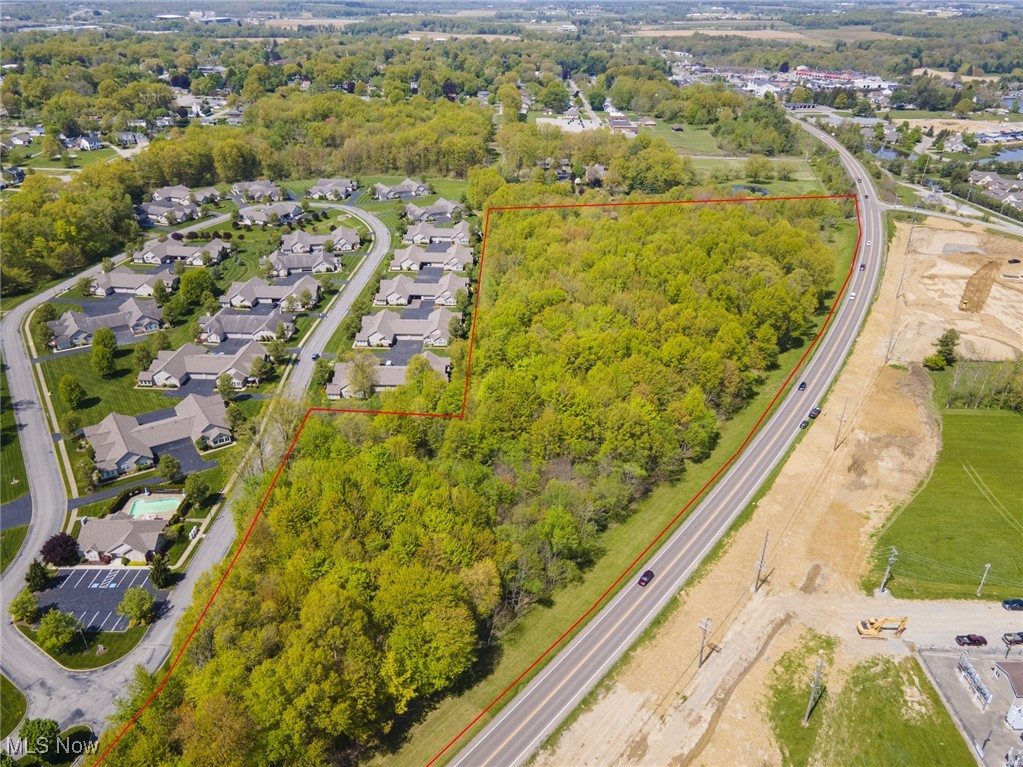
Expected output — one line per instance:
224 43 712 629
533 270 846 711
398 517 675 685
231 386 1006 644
798 381 807 391
638 570 655 587
1003 632 1023 646
799 419 809 430
849 292 857 301
311 353 320 361
859 263 866 271
1003 598 1023 611
866 240 871 246
808 406 821 419
955 634 987 647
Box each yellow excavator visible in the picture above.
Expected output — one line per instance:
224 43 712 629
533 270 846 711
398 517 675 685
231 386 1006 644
857 617 908 639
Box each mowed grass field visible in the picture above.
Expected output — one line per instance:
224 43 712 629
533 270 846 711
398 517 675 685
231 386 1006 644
869 383 1023 600
0 354 29 504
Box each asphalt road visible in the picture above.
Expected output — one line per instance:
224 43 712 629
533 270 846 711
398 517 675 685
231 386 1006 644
0 204 388 734
445 122 887 767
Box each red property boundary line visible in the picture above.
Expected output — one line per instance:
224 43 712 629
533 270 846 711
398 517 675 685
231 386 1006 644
93 193 859 765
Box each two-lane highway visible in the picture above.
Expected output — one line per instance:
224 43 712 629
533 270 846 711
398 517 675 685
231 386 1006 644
445 125 885 767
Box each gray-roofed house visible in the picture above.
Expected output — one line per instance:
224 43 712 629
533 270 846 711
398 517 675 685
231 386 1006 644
91 267 178 297
134 238 228 267
78 513 168 563
83 393 231 480
151 185 194 205
374 273 468 306
308 178 357 200
221 276 320 309
239 202 303 226
403 221 472 246
266 249 339 277
47 298 161 350
373 178 429 200
231 180 283 201
200 307 294 344
137 341 268 388
326 351 450 399
390 243 473 272
353 307 455 348
404 198 464 223
138 199 200 226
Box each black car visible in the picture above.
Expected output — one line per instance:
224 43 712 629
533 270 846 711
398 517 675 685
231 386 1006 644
808 406 821 419
311 353 320 360
1003 598 1023 611
955 634 987 647
798 381 807 391
859 263 866 271
638 570 655 587
799 420 809 430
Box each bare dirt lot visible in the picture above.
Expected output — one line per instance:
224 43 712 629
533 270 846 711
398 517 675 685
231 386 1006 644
533 217 1023 767
625 25 901 43
904 117 1023 136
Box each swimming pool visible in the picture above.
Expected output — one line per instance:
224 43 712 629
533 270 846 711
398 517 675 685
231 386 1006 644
127 496 181 518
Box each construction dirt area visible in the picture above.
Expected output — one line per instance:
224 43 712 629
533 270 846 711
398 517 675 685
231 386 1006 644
533 217 1023 767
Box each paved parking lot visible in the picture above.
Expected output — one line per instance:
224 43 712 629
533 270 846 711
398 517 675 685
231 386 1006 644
42 568 165 633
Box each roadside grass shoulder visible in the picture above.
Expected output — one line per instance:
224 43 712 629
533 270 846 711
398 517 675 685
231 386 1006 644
867 369 1023 601
17 624 148 671
1 525 29 574
0 674 27 740
1 354 29 504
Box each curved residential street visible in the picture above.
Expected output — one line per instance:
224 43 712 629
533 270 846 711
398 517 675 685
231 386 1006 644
0 203 390 734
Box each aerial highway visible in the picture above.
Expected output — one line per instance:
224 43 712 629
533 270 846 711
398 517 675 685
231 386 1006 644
445 123 885 767
0 204 389 733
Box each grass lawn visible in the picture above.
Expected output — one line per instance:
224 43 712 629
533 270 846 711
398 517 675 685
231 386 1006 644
164 522 201 565
369 211 858 767
630 116 724 156
25 147 119 170
1 354 29 504
39 346 168 428
17 624 148 671
868 370 1023 600
1 525 28 574
766 632 971 767
1 674 26 740
13 725 94 766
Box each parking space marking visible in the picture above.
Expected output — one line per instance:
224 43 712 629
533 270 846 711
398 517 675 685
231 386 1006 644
99 612 114 630
72 571 88 587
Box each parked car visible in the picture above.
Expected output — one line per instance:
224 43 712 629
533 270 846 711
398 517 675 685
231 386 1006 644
798 381 807 391
808 406 821 419
1003 598 1023 611
638 569 655 587
1003 632 1023 646
799 420 809 430
311 353 320 361
955 634 987 647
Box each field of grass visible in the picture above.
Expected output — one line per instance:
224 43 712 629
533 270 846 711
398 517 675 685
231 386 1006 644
14 146 119 170
1 525 28 574
1 355 29 504
39 346 168 428
369 211 858 767
868 370 1023 600
630 116 724 156
766 632 971 766
1 674 26 739
17 624 148 671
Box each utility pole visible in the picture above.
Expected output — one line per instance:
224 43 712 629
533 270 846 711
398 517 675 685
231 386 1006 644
802 656 825 726
833 396 848 451
976 563 991 597
698 619 713 669
881 546 898 593
754 530 769 593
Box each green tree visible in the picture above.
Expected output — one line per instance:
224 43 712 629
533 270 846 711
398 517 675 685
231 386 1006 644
9 588 39 622
216 373 236 401
953 97 974 116
184 473 211 506
60 411 82 440
250 356 272 385
923 353 947 371
117 586 156 626
540 81 570 113
151 279 169 307
348 351 379 399
496 83 521 122
225 403 245 432
25 559 50 592
36 609 82 653
76 275 94 296
58 375 85 409
265 339 288 365
161 296 186 325
18 719 59 755
90 327 117 377
158 455 182 483
745 155 773 183
133 343 155 373
179 268 215 306
936 329 960 365
149 554 172 589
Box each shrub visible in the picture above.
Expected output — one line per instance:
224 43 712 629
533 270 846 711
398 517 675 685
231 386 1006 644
40 533 79 566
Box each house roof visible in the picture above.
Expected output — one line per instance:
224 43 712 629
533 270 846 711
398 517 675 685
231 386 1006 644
268 249 338 272
405 221 471 242
239 202 302 222
93 267 173 293
391 243 473 271
224 275 319 306
327 351 449 396
77 513 166 557
233 180 281 197
355 307 455 345
309 178 354 195
202 306 292 339
152 184 192 201
281 230 334 252
996 661 1023 699
376 273 468 303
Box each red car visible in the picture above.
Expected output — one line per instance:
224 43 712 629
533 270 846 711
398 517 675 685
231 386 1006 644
638 570 655 587
955 634 987 647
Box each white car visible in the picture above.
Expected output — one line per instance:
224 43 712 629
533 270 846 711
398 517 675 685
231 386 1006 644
866 240 872 246
849 292 857 301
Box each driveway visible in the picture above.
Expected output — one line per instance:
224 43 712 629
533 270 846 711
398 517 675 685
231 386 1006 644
400 298 436 320
380 338 424 366
41 567 165 633
151 438 219 476
161 378 217 399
